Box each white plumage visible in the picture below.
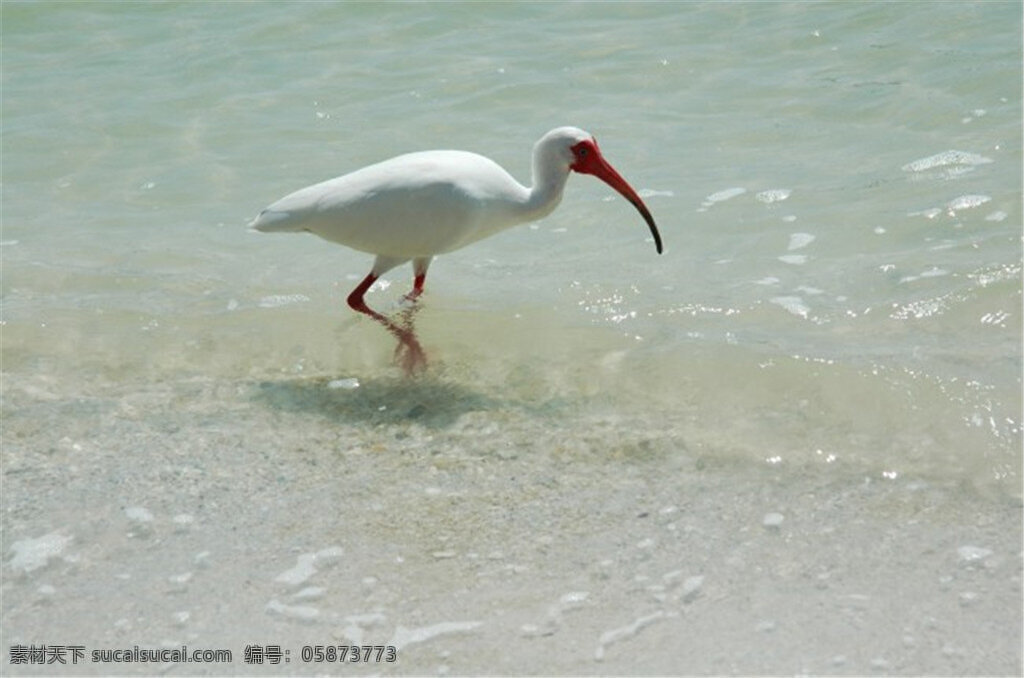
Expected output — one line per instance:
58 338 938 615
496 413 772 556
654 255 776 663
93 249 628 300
251 127 661 296
251 126 661 373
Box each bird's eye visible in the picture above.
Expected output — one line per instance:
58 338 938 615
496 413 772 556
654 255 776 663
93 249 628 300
569 141 593 169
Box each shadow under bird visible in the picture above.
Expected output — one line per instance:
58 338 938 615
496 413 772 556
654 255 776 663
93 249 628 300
250 126 663 372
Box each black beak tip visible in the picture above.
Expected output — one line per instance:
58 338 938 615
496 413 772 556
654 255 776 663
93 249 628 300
628 197 663 255
647 216 663 255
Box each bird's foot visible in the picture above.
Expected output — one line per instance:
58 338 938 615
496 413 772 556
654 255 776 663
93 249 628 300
400 288 423 308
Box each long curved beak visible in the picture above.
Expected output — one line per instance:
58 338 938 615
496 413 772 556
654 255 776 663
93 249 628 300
579 149 663 255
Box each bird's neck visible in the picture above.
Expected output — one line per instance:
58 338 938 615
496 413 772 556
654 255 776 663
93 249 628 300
521 152 571 221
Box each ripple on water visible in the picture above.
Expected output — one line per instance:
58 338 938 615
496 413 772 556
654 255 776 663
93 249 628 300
258 294 311 309
273 546 344 588
699 187 746 210
945 194 992 213
595 611 675 662
388 621 482 650
265 599 320 623
777 254 808 265
787 232 816 250
756 189 792 203
770 296 811 319
901 150 993 172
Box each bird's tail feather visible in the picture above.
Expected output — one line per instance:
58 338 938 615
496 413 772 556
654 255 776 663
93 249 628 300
248 209 304 232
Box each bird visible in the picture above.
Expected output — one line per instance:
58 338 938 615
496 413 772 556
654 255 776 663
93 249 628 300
250 126 663 371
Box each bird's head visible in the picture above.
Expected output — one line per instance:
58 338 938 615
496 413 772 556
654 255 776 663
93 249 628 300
540 127 663 255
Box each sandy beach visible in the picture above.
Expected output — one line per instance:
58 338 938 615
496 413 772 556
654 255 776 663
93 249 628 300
3 352 1021 675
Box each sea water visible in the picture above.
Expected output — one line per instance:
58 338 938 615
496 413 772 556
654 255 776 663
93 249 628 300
2 3 1021 675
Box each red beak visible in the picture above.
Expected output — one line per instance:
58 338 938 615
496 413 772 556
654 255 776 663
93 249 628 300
571 139 663 255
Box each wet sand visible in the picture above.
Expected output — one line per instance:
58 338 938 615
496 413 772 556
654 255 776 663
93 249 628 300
3 368 1020 676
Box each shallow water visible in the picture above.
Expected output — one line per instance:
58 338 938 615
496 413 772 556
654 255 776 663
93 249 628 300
2 3 1021 675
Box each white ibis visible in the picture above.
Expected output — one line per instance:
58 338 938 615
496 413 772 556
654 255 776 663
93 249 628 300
251 126 662 371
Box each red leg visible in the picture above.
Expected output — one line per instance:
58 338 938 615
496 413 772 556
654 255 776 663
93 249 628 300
347 272 426 375
347 272 380 316
404 272 427 302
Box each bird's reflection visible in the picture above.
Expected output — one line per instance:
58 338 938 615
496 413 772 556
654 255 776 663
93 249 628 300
349 292 427 375
343 271 427 375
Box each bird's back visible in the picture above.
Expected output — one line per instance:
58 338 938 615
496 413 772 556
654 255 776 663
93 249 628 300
251 150 529 259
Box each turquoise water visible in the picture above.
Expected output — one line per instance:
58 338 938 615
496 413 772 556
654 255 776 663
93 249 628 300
2 3 1021 675
3 1 1019 485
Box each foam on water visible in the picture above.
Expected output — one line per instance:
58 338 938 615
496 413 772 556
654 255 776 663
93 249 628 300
786 232 816 250
946 194 992 212
770 296 811 318
756 189 792 203
699 187 747 210
8 533 73 574
901 150 994 173
388 621 483 650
